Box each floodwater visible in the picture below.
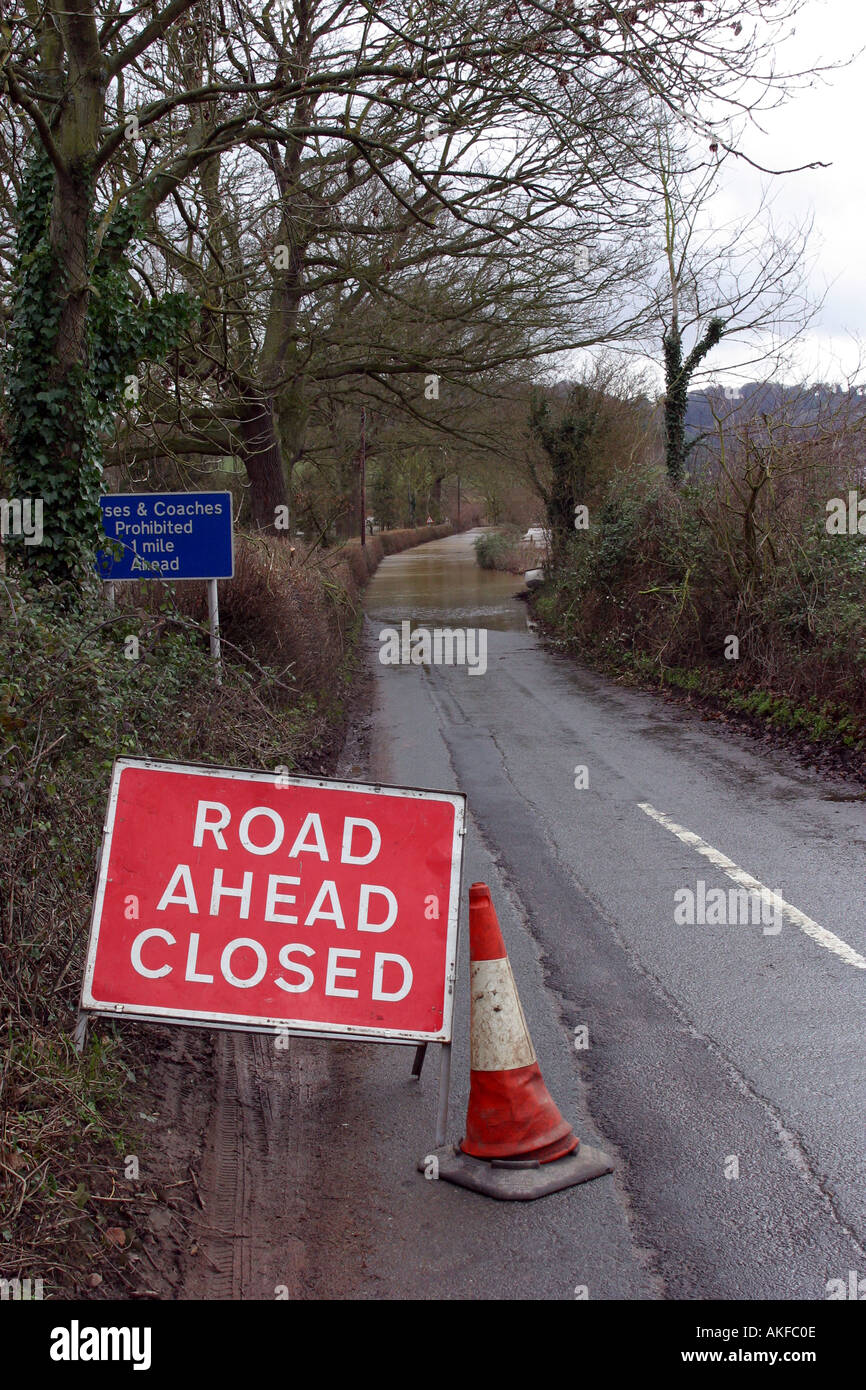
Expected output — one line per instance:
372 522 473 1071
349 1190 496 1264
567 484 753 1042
363 527 527 632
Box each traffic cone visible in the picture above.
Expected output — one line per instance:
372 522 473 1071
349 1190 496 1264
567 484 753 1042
461 882 578 1162
421 882 614 1200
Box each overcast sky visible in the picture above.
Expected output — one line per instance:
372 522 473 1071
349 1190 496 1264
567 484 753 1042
702 0 866 386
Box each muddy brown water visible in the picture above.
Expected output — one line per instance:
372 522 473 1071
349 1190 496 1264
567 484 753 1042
363 527 528 632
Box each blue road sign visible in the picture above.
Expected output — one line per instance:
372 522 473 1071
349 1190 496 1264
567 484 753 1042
97 492 234 581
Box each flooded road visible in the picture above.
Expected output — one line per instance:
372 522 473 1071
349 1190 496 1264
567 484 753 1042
363 527 527 632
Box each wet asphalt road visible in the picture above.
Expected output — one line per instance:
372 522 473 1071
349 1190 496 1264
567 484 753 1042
307 528 866 1301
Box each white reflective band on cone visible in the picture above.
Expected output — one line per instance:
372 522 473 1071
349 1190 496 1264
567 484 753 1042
469 958 537 1071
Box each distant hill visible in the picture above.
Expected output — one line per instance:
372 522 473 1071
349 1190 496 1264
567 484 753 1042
684 383 866 438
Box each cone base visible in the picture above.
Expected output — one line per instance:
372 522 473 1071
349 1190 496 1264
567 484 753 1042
418 1143 614 1202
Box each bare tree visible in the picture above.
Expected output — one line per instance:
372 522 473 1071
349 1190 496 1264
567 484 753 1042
641 107 820 485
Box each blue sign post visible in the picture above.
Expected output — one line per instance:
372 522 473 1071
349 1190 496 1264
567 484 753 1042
97 492 234 683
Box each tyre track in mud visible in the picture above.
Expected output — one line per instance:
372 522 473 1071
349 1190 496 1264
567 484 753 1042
181 1034 296 1299
175 1029 395 1300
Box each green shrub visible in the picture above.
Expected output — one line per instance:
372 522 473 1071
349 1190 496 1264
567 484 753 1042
534 476 866 753
474 532 511 569
474 528 539 574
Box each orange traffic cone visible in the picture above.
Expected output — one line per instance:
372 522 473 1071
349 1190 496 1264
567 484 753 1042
461 882 578 1162
422 882 613 1200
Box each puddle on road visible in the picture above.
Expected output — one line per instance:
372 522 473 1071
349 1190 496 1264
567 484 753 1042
364 527 528 633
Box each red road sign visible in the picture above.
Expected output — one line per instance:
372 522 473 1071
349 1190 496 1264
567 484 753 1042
81 758 466 1043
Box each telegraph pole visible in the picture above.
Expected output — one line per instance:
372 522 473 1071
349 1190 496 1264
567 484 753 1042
359 406 367 547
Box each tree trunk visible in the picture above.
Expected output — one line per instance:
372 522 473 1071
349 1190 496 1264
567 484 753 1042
663 326 687 486
8 154 105 583
663 317 724 486
238 392 290 532
49 172 92 386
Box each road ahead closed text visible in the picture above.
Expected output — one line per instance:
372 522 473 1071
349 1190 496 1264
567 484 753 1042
82 761 464 1041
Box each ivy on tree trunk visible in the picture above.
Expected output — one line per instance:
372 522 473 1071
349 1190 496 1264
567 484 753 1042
663 316 725 486
528 386 601 566
3 151 197 588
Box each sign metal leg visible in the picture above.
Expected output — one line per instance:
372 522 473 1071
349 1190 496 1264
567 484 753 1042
207 578 222 685
411 1042 427 1079
72 1012 88 1055
435 1041 452 1148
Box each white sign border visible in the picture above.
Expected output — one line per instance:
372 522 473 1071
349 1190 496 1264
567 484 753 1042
80 756 465 1044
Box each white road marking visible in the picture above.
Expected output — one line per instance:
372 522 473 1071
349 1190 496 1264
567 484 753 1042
637 802 866 970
